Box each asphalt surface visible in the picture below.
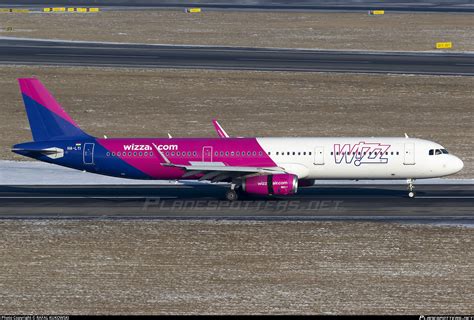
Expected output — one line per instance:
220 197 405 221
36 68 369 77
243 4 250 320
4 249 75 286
1 39 473 75
1 184 473 220
1 0 474 13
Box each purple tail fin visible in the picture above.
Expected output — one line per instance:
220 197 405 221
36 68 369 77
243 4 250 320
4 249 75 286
18 78 91 141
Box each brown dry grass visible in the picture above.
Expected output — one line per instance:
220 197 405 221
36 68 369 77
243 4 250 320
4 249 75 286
0 10 473 51
0 220 472 314
0 66 472 177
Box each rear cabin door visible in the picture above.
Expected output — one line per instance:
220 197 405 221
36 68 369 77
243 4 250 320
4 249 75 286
83 143 95 165
314 146 324 165
403 143 415 165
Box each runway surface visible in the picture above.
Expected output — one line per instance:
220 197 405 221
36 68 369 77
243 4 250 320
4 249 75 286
1 38 473 75
1 0 473 13
1 184 473 221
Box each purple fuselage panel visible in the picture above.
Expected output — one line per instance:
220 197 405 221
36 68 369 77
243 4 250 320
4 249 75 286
96 138 276 179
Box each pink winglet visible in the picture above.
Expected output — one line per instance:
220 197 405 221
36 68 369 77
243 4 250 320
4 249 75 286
212 119 230 138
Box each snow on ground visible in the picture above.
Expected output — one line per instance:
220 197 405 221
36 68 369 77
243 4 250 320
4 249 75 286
0 160 472 185
0 160 180 185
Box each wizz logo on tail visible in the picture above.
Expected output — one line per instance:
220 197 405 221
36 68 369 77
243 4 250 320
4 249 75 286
334 142 391 166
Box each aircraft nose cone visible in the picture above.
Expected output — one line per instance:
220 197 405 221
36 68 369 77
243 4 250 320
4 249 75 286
444 155 464 174
454 157 464 173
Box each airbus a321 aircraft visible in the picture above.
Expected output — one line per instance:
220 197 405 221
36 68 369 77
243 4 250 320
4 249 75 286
12 78 464 200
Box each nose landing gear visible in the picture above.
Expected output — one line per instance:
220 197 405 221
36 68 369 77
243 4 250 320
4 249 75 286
407 178 416 198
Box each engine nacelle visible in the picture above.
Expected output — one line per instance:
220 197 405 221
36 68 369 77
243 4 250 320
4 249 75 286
242 174 298 196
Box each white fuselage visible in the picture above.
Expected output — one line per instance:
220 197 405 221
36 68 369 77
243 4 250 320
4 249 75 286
257 137 464 180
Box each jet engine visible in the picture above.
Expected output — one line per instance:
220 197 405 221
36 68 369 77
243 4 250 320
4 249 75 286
242 174 298 196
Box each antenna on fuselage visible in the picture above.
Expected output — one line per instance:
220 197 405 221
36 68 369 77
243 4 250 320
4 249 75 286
404 133 409 138
168 133 172 138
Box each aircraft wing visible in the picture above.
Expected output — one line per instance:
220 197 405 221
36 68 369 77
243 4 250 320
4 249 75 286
152 143 284 182
168 162 284 182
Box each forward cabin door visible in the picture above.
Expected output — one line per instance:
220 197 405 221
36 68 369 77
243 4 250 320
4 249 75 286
314 146 324 165
202 146 213 162
83 143 95 165
404 143 415 165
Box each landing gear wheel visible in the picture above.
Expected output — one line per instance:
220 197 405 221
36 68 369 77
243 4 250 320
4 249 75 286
407 178 416 199
225 189 238 201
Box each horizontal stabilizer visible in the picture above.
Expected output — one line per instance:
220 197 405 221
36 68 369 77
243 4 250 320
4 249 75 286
12 147 64 159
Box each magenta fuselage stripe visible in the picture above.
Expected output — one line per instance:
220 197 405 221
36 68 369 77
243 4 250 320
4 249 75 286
96 138 276 179
19 79 79 126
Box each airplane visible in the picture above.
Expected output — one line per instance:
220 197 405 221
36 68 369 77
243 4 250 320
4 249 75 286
12 78 464 201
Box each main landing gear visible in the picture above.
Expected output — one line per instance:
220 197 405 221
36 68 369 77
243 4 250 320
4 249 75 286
225 183 239 201
407 178 416 198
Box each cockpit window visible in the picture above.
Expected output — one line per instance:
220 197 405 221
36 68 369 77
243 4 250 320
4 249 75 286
429 148 449 156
